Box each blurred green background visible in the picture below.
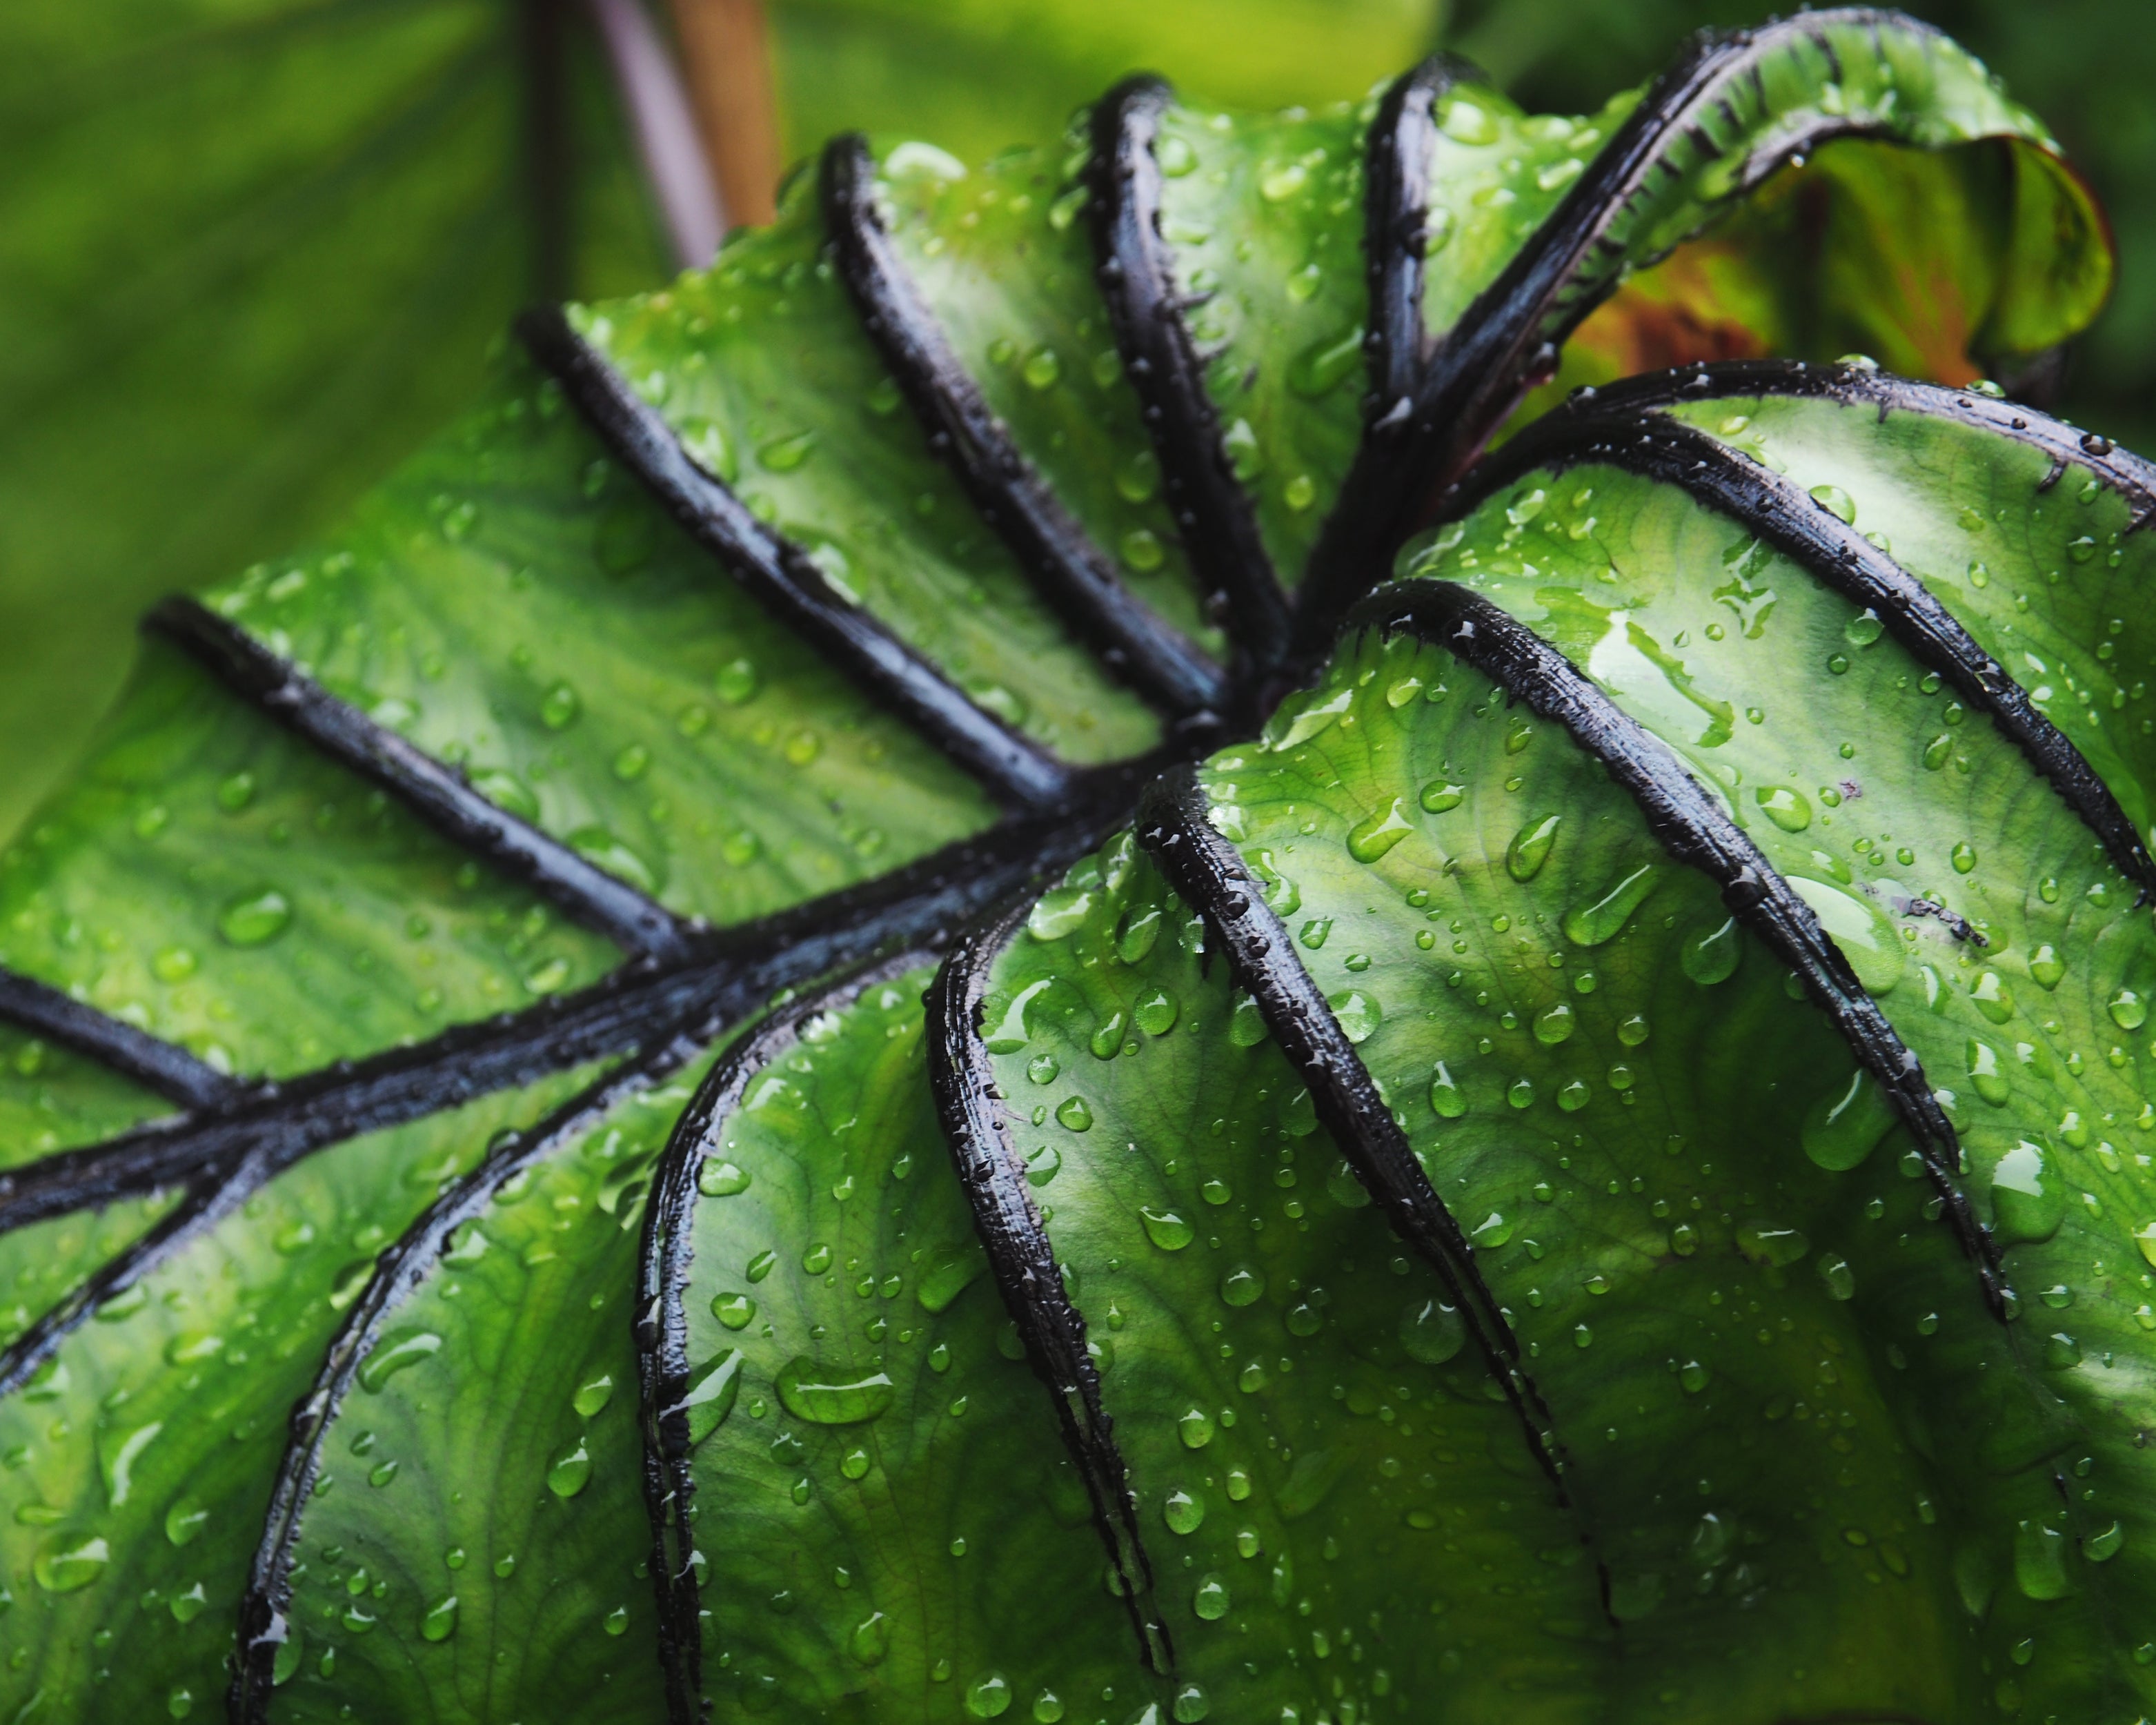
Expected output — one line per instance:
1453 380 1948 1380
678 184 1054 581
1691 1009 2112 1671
0 0 2147 842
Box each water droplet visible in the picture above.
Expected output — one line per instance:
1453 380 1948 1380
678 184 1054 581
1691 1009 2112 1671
2087 1521 2126 1563
1135 989 1179 1036
1119 529 1165 573
707 1292 756 1332
1679 917 1740 986
538 680 581 730
849 1610 890 1665
1429 1062 1466 1118
1116 449 1160 503
1055 1096 1094 1131
1506 815 1561 880
1193 1573 1229 1619
1970 971 2015 1024
916 1243 985 1312
2014 1521 2072 1600
2110 989 2148 1030
164 1498 208 1548
966 1673 1013 1718
1033 1692 1066 1724
1089 1011 1127 1060
758 430 818 471
1950 842 1977 875
1965 1038 2010 1106
1817 1254 1856 1300
1260 160 1309 201
1029 887 1094 942
1220 1267 1265 1308
1786 877 1902 995
1532 1003 1574 1045
1178 1408 1216 1450
1164 1488 1205 1534
676 1349 744 1446
359 1329 442 1393
698 1158 751 1198
2029 945 2066 989
1755 785 1812 832
1139 1208 1194 1251
1326 989 1381 1045
1843 608 1884 647
1399 1297 1464 1365
777 1359 894 1426
1563 863 1658 947
1801 1070 1896 1171
1990 1140 2066 1245
746 1249 777 1283
546 1438 592 1499
714 658 760 704
1440 97 1499 144
1810 484 1857 524
1347 798 1416 862
573 1374 615 1418
34 1533 108 1593
1021 348 1062 391
218 888 293 948
1287 326 1363 398
1679 1360 1710 1394
1736 1224 1809 1268
1420 780 1465 814
421 1594 458 1642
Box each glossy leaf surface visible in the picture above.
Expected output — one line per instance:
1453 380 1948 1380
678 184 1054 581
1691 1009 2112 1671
0 14 2133 1723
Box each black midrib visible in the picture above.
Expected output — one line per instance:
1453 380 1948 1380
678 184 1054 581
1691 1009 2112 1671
227 1036 705 1723
1134 765 1575 1488
633 950 938 1724
926 899 1176 1676
1446 406 2156 898
1354 578 2008 1317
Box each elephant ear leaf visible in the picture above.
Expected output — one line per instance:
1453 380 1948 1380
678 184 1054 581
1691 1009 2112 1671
0 13 2124 1724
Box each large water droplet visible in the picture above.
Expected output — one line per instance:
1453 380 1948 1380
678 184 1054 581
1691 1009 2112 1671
1969 970 2015 1025
1347 797 1415 863
218 888 293 948
2014 1520 2072 1600
1163 1488 1205 1535
1505 815 1561 881
546 1438 592 1499
1966 1039 2011 1106
1754 785 1812 832
33 1534 108 1593
777 1359 895 1425
1219 1267 1265 1308
698 1158 751 1197
1429 1061 1466 1118
1139 1208 1194 1251
359 1329 442 1393
1287 326 1363 399
1801 1070 1896 1171
1990 1140 2066 1245
1327 989 1381 1045
849 1611 890 1666
420 1595 458 1643
1786 877 1902 995
1563 863 1657 947
1399 1297 1464 1364
675 1348 744 1446
1679 916 1740 985
965 1673 1013 1719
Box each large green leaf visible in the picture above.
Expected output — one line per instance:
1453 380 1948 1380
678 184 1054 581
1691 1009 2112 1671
0 12 2133 1722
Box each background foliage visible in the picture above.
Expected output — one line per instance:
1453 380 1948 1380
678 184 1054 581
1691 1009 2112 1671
0 0 2146 842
